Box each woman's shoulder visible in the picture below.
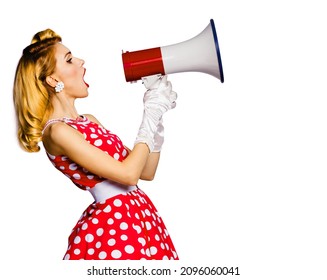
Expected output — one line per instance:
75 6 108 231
42 121 82 155
84 114 103 126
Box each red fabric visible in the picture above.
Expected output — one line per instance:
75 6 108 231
64 189 178 260
45 116 178 260
47 116 128 190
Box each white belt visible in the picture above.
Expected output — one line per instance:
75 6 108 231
88 180 137 203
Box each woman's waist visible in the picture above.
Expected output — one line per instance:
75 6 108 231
88 180 137 203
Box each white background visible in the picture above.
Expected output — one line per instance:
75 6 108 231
1 0 326 279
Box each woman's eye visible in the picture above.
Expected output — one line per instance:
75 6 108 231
67 58 73 63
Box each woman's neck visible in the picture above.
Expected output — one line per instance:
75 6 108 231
50 94 80 119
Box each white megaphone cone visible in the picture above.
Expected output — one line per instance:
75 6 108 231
122 19 224 83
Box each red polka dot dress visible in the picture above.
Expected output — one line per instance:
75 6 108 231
43 116 178 260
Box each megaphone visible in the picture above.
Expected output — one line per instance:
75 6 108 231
122 19 224 83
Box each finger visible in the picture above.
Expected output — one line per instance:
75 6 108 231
169 90 177 103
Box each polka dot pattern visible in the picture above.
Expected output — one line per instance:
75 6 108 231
64 189 178 260
44 116 178 260
46 116 128 190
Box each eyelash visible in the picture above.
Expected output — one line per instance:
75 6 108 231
67 58 73 63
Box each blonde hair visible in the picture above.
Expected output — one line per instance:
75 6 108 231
13 29 62 152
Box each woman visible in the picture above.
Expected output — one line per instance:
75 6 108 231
13 28 178 260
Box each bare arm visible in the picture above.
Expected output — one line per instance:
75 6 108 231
140 152 160 180
43 121 150 186
43 114 161 186
125 146 161 181
87 114 161 181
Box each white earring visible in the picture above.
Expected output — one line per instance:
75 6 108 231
55 81 64 93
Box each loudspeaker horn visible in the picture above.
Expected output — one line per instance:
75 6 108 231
122 19 224 83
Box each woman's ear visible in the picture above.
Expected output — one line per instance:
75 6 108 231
46 76 57 88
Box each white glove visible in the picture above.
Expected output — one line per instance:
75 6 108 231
153 118 164 152
142 74 165 90
135 75 177 152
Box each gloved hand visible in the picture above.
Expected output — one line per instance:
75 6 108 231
135 75 177 152
142 74 166 90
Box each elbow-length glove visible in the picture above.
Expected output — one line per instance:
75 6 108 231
135 75 177 152
153 118 164 152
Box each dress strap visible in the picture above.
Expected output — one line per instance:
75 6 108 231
42 118 66 135
42 115 87 135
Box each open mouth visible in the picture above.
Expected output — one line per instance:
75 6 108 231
83 68 89 88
